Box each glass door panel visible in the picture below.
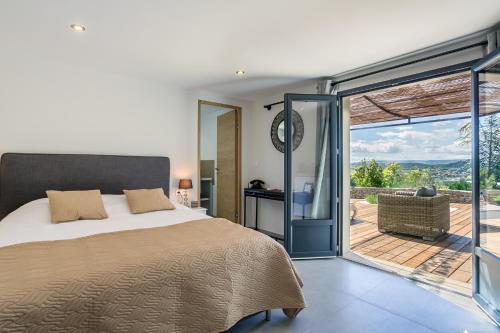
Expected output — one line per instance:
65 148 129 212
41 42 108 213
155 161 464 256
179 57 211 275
472 48 500 325
478 71 500 258
284 94 338 258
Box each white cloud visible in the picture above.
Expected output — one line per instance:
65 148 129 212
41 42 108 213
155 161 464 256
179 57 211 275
352 118 472 161
351 139 402 154
424 141 471 159
377 130 432 139
432 128 456 136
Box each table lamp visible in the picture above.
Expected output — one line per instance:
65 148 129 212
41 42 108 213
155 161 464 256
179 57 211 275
178 179 192 207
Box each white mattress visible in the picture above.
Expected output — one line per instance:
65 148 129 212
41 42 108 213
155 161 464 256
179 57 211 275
0 194 209 248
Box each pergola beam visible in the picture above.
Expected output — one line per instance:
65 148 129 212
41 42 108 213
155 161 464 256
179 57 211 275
362 95 410 120
351 114 471 131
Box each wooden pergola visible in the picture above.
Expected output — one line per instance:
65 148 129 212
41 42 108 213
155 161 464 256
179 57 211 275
349 72 500 126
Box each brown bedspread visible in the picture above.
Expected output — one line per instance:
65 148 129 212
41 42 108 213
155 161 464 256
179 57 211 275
0 218 305 332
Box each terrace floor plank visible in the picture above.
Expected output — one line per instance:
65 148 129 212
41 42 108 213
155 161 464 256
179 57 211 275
350 200 473 284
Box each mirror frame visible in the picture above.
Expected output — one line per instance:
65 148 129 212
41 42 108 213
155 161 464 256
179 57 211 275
270 110 304 153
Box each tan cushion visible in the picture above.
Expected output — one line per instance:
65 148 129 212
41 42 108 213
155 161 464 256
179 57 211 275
46 190 108 223
123 188 175 214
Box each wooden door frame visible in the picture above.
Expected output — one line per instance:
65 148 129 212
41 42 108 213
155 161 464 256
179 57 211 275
197 99 242 224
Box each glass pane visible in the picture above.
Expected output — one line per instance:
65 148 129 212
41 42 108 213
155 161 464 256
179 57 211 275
478 62 500 257
290 100 331 220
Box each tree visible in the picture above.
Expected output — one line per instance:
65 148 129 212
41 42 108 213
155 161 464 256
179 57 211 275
444 180 471 191
382 162 404 188
480 168 496 190
352 159 368 187
352 159 384 187
481 115 500 180
459 121 471 145
404 168 433 187
366 160 384 187
459 115 500 180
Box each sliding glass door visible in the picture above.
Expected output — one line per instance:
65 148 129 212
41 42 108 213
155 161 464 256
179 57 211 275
472 48 500 325
284 94 338 258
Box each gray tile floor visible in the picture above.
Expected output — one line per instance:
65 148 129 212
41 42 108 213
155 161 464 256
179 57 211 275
228 258 499 333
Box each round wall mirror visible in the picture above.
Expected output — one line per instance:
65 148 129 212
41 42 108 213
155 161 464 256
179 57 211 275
277 121 295 142
271 110 304 153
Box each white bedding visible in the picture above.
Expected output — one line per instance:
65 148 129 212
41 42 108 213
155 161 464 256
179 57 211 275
0 194 209 248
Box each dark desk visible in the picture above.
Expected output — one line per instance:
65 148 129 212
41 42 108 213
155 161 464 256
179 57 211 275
243 188 284 241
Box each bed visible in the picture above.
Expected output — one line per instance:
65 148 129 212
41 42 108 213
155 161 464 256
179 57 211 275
0 153 305 333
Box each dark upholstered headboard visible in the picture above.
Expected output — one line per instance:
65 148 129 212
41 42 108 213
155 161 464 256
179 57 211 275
0 153 170 220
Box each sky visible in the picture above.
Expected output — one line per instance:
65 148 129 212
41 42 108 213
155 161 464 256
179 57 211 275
350 116 471 162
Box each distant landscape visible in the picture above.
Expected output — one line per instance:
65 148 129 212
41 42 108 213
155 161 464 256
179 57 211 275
351 159 471 182
352 160 464 167
350 159 471 190
349 114 499 192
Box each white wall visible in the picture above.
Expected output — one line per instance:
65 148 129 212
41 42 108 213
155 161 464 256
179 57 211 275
0 59 258 210
0 62 195 198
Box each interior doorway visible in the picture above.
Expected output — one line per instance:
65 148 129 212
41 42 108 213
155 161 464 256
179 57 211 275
197 100 241 223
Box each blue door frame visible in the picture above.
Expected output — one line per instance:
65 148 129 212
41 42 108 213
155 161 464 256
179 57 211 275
471 48 500 326
284 93 339 258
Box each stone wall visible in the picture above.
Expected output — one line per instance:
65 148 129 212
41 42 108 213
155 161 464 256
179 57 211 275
350 187 472 204
484 189 500 205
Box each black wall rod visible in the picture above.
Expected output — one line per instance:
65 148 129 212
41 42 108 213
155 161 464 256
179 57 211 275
263 40 487 111
264 101 284 110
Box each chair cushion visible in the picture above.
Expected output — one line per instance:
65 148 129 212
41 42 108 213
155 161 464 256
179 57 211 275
414 186 437 197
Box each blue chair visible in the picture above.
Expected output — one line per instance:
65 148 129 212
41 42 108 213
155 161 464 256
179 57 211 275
293 190 314 219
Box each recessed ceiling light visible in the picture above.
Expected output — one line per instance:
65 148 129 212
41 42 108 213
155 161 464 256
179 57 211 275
70 24 86 32
235 70 245 76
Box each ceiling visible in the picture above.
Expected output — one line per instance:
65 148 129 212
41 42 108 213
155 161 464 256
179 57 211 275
2 1 500 99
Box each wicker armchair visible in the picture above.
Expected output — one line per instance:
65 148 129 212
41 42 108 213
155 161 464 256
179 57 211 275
377 192 450 241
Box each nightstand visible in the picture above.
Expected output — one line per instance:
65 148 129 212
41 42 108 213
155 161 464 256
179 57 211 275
191 207 208 215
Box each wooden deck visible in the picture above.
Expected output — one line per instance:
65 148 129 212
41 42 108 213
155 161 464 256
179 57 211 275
350 201 472 284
